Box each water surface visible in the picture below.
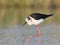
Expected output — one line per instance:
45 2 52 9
0 23 60 45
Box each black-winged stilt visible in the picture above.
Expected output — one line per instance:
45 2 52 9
23 13 53 45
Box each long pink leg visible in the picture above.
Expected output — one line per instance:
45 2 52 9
37 25 41 45
24 25 42 45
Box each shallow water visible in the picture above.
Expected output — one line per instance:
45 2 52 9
0 23 60 45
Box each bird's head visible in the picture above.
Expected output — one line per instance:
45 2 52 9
23 16 33 26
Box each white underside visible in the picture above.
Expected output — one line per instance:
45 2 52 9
26 16 44 25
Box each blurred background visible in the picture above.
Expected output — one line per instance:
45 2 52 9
0 0 60 27
0 0 60 45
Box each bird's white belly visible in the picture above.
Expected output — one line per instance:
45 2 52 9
32 19 44 25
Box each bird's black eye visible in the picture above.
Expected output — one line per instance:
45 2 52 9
27 17 31 20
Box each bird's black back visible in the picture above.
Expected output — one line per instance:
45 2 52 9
30 13 53 20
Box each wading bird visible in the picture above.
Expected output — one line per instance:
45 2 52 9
23 13 53 45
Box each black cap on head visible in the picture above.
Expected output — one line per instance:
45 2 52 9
23 22 27 26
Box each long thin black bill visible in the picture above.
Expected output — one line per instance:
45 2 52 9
23 22 27 26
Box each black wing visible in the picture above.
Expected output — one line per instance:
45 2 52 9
30 13 53 20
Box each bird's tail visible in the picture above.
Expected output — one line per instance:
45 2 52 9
47 14 53 17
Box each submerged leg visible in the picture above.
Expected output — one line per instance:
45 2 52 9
24 34 42 45
24 25 42 45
